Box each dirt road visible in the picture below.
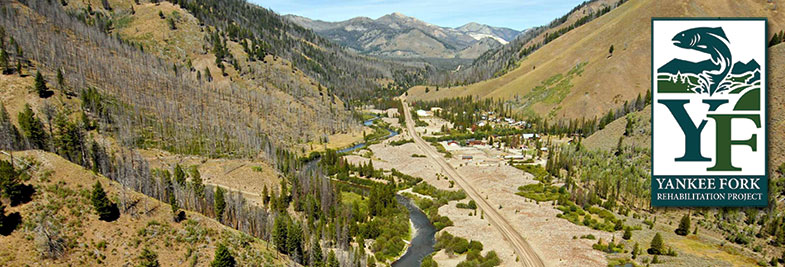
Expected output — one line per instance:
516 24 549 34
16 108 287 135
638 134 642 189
401 98 545 267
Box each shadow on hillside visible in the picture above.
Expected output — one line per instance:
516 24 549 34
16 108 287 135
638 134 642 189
98 203 120 222
9 183 35 207
0 212 21 236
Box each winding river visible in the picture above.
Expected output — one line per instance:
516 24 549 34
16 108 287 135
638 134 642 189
392 195 437 267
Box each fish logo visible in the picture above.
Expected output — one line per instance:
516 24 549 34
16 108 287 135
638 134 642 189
651 19 767 207
670 27 732 95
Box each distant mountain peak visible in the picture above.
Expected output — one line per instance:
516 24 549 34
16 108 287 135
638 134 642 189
286 13 521 59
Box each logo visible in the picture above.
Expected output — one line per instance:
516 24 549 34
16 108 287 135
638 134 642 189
652 19 767 207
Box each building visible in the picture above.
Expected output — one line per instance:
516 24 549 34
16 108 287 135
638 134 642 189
416 109 431 117
522 133 540 140
462 155 473 160
430 107 442 113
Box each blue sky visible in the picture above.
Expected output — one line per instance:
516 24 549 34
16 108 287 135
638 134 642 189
252 0 587 31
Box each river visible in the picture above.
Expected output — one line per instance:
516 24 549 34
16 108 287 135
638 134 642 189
392 195 437 267
337 116 397 153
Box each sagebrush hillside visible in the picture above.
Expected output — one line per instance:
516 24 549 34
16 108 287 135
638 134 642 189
410 0 785 123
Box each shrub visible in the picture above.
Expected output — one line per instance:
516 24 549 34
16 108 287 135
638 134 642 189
675 214 690 236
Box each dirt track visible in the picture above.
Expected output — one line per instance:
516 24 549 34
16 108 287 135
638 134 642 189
401 98 545 267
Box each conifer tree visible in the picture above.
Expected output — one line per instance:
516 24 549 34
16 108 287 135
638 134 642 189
0 103 21 150
623 227 632 240
211 243 236 267
174 164 186 186
273 216 288 254
649 232 664 255
676 213 690 236
326 250 339 267
214 187 226 221
0 49 8 74
189 166 204 199
34 71 49 98
17 104 48 150
91 181 118 221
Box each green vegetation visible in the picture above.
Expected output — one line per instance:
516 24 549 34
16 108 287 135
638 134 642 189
430 141 452 158
592 237 623 253
389 139 413 146
91 182 119 222
514 62 587 115
676 214 690 236
516 183 566 202
137 247 160 267
649 233 664 255
211 243 236 267
456 200 477 210
407 183 465 230
436 232 499 266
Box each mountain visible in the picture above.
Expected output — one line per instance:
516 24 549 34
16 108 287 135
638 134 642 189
285 13 519 59
409 0 785 122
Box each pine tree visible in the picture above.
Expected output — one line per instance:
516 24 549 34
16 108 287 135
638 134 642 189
34 71 49 98
0 103 21 150
287 221 303 261
623 227 632 240
91 181 117 221
631 242 639 259
137 247 160 267
676 213 690 236
273 216 288 254
326 250 339 267
174 164 186 186
17 104 48 150
649 232 664 255
189 166 204 199
262 185 270 206
211 243 236 267
56 69 64 89
309 240 322 266
214 187 226 222
0 48 8 74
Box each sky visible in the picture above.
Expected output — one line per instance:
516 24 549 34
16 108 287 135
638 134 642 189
252 0 587 31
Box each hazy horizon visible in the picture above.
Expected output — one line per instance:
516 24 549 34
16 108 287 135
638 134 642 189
252 0 587 31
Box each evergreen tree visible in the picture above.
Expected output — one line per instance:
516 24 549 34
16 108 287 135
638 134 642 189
0 160 19 200
262 185 270 206
137 247 160 267
91 181 118 221
326 250 339 267
631 242 639 259
53 113 84 165
649 232 664 255
309 240 323 267
0 48 8 74
17 104 48 150
676 213 690 236
211 243 236 267
273 216 288 254
174 164 186 186
287 221 303 262
0 103 21 150
623 227 632 240
189 166 204 199
56 69 64 89
34 71 49 98
214 187 226 222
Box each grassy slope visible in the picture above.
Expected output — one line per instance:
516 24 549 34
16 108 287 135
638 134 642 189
409 0 785 122
0 150 285 266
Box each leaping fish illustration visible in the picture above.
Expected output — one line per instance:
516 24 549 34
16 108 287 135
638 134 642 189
671 27 732 95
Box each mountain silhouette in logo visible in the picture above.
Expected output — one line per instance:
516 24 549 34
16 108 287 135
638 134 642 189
657 27 761 96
